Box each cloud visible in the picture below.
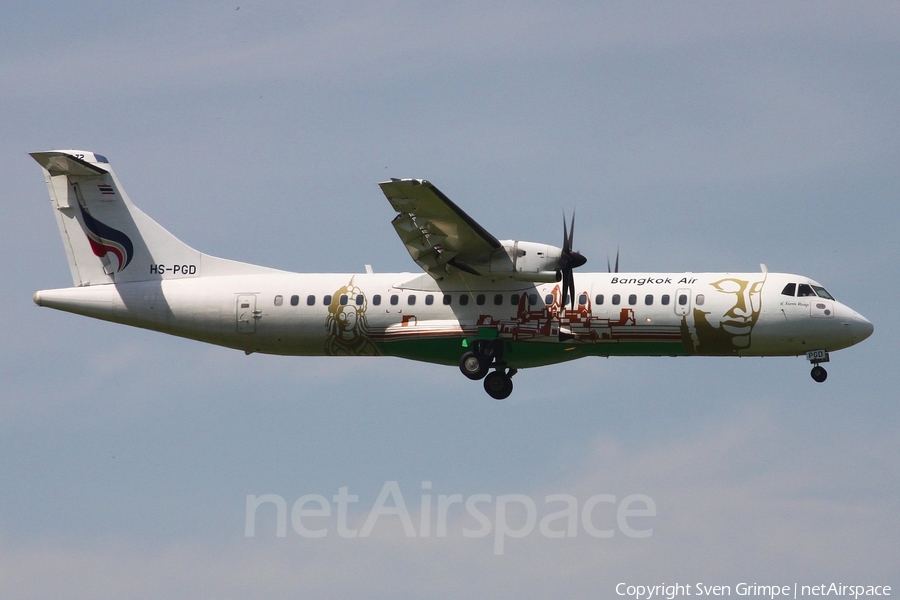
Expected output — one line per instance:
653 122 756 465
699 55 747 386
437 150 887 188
2 404 894 599
4 3 898 99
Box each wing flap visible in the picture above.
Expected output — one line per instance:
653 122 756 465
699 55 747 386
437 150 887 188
380 178 501 278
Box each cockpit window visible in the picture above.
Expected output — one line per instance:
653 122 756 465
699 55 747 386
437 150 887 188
811 285 834 300
781 283 796 297
797 284 816 297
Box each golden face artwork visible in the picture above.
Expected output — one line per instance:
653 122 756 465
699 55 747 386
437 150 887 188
324 280 380 356
690 276 766 354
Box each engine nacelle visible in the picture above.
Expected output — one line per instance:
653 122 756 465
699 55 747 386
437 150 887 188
485 240 563 283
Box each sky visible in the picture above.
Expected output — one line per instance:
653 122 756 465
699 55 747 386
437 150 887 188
1 2 898 598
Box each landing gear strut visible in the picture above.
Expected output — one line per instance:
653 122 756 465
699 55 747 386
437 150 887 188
458 339 517 399
806 349 829 383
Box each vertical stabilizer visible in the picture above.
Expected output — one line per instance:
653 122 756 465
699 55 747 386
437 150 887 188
31 150 279 286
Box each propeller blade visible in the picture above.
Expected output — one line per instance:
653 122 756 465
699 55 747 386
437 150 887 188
558 209 586 310
614 246 619 273
567 270 576 310
560 266 574 309
567 210 576 251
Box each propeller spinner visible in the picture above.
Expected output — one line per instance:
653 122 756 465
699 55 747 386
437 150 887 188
559 211 587 309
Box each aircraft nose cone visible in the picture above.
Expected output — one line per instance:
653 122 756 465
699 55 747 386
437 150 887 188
853 313 874 343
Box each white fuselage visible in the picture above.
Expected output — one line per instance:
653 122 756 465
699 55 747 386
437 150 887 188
33 270 873 368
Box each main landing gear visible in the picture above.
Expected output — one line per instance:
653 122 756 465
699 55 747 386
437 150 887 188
458 339 517 400
806 349 829 383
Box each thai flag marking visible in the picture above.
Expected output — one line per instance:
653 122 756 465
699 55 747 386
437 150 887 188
98 184 115 195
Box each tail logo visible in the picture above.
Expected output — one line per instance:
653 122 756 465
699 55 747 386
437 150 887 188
78 204 134 271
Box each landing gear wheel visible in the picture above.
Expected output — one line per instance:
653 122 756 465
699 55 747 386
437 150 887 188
810 365 828 383
459 351 489 380
483 371 513 400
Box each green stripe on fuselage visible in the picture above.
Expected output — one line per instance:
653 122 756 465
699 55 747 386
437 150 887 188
377 337 687 368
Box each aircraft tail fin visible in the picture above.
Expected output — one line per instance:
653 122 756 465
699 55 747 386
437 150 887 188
31 150 279 286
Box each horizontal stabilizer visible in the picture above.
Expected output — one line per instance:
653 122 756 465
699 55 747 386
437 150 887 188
30 151 108 178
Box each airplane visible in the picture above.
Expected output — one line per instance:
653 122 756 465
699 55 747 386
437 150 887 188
30 150 874 399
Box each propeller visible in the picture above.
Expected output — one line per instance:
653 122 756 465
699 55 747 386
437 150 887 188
607 246 619 273
559 211 587 309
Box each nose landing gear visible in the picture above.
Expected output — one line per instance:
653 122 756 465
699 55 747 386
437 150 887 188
458 338 517 399
806 349 830 383
810 365 828 383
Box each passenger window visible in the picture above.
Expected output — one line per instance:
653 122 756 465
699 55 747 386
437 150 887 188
578 294 588 305
323 295 332 305
443 294 452 305
339 295 348 306
545 294 554 305
493 294 503 305
612 294 621 305
595 294 604 305
628 294 637 306
661 294 670 305
781 283 796 297
678 294 687 306
307 295 315 306
645 294 653 305
290 295 299 306
476 294 486 306
408 295 416 305
390 294 399 305
797 284 816 297
274 295 283 306
459 294 469 306
373 295 381 306
356 295 364 306
511 294 520 305
425 294 434 305
528 293 538 306
696 294 705 306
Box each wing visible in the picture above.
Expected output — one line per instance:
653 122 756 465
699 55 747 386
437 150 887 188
379 178 501 278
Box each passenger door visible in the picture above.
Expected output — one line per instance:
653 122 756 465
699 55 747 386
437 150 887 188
236 294 259 333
